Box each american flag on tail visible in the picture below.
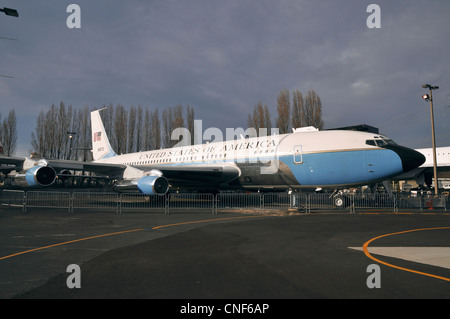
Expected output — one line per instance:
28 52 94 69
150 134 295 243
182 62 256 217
94 131 102 142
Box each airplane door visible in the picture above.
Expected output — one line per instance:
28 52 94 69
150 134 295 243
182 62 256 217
293 145 303 164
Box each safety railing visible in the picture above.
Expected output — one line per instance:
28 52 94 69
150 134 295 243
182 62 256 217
0 190 25 208
24 191 72 213
168 193 215 214
0 190 447 214
118 193 167 214
72 192 119 213
216 193 262 214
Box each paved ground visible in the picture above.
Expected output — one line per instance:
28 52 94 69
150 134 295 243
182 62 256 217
1 207 449 304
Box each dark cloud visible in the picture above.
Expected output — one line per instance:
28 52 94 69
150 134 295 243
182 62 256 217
0 0 448 156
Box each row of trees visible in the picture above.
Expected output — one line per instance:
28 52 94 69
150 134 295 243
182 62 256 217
31 103 91 160
247 89 324 134
0 109 17 156
2 89 324 158
30 103 196 160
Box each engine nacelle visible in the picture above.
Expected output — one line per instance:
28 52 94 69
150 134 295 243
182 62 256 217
113 175 169 195
14 165 57 187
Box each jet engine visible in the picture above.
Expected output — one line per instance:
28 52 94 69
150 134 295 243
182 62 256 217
14 165 57 187
113 175 169 195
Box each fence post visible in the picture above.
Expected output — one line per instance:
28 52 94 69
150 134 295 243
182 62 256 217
349 194 355 214
69 192 73 214
260 194 263 215
213 193 219 215
165 194 169 215
306 194 309 214
118 193 122 214
23 191 27 212
394 196 398 213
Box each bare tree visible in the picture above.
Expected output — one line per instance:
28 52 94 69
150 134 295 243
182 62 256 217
187 105 195 145
1 109 17 156
114 104 128 155
172 104 185 146
31 111 46 157
136 105 143 151
291 89 304 129
150 108 161 150
276 89 290 134
304 90 324 129
78 105 92 161
54 102 73 159
263 104 272 131
142 107 150 151
127 105 136 153
162 107 173 148
172 104 184 129
247 101 271 134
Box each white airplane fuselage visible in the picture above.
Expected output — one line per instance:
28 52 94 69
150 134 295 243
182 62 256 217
93 126 425 192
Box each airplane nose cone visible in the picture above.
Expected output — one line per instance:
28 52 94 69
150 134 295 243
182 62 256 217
391 146 426 172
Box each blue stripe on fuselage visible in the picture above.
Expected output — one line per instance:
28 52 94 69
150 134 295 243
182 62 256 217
280 149 403 186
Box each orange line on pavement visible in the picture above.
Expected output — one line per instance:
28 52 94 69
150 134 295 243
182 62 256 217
0 215 264 261
362 227 450 282
0 229 144 261
151 215 264 230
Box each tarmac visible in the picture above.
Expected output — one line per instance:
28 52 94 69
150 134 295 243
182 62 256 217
0 206 449 303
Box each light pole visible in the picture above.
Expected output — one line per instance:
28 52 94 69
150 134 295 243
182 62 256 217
67 132 77 160
421 84 439 195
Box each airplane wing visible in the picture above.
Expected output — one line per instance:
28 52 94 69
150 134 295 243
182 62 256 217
45 159 127 179
44 159 241 186
0 155 26 173
151 163 241 187
1 153 239 187
0 155 127 178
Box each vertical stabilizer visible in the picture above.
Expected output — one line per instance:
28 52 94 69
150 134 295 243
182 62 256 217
91 109 117 161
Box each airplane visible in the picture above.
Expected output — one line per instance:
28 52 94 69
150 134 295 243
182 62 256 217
0 109 426 195
395 146 450 188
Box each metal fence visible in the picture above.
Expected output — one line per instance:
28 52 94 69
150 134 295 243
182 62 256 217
72 192 119 213
0 189 447 214
168 193 215 214
0 190 25 208
25 191 72 213
216 193 262 213
118 193 167 214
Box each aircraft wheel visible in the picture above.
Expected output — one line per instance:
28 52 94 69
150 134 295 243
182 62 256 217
334 196 346 208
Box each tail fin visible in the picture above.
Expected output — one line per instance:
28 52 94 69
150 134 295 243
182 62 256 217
91 108 117 161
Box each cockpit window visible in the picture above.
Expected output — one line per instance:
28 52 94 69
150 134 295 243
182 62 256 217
366 138 397 147
376 140 387 147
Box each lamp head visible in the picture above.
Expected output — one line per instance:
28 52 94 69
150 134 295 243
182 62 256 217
0 7 19 17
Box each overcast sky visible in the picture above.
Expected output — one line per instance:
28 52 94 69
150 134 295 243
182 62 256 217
1 0 449 156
